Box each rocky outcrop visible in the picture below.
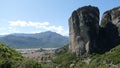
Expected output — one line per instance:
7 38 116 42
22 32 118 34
69 6 120 55
101 6 120 36
97 6 120 53
101 7 120 30
69 6 99 55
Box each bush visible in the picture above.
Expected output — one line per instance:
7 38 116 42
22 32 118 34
52 53 77 68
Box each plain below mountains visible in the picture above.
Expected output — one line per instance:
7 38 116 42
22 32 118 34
0 31 69 48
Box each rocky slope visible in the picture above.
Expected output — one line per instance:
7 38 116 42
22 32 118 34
69 6 120 55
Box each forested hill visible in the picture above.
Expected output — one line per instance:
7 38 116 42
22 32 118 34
0 31 68 48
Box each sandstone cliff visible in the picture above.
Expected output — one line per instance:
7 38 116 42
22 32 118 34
69 6 120 55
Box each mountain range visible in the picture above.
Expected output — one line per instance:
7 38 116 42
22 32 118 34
0 31 69 48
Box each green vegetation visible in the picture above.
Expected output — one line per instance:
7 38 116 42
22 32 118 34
0 42 22 68
52 45 120 68
0 42 42 68
52 53 77 68
52 44 78 68
18 59 42 68
55 44 69 55
87 45 120 68
40 63 55 68
0 41 120 68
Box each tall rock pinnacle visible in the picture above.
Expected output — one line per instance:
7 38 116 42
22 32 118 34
69 6 99 55
69 6 120 56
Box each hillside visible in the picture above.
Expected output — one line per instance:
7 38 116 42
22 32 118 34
0 42 42 68
0 41 119 68
52 45 120 68
0 31 68 48
86 45 120 68
0 42 23 68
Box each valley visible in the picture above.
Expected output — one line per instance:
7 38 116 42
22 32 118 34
16 48 57 62
0 1 120 68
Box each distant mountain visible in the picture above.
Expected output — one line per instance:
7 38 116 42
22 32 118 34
0 31 69 48
0 35 4 37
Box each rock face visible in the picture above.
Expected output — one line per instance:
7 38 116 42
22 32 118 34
97 6 120 53
69 6 99 55
101 7 120 31
69 6 120 55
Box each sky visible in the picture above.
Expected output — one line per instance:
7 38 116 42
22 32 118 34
0 0 120 36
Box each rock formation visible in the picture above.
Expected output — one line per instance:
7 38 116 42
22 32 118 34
69 6 120 55
69 6 99 55
97 6 120 53
101 6 120 30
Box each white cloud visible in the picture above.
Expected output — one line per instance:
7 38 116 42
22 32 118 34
9 20 27 27
8 20 68 36
29 21 49 27
8 20 49 27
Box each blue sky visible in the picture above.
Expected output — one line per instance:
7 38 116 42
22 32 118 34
0 0 120 36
